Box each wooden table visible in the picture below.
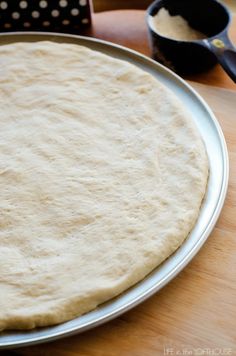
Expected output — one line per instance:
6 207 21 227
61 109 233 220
15 11 236 356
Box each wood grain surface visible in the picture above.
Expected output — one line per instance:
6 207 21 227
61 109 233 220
93 0 236 13
7 10 236 356
92 10 236 90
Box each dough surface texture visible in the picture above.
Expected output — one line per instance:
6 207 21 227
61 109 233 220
0 41 208 331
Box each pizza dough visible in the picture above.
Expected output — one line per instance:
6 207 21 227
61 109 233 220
0 41 208 331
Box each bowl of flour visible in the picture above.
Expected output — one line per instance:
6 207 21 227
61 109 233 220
147 0 235 78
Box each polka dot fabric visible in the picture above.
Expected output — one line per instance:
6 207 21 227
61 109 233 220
0 0 91 33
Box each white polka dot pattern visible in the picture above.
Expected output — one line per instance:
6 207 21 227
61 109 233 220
59 0 67 7
12 12 20 19
39 1 47 9
71 8 79 16
79 0 87 6
4 22 11 28
82 18 89 24
0 1 8 10
62 19 70 25
0 0 91 33
32 11 40 19
42 20 50 26
51 9 60 18
19 1 28 9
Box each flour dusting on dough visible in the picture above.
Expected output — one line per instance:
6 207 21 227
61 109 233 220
0 41 208 331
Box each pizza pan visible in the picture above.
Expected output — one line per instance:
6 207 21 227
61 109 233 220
0 32 228 349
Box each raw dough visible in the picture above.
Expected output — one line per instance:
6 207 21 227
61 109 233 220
0 41 208 331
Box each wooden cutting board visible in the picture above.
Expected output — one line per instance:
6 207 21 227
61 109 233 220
15 81 236 356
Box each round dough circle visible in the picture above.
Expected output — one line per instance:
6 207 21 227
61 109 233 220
0 41 208 331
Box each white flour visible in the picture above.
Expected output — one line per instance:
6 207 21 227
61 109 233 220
150 8 206 41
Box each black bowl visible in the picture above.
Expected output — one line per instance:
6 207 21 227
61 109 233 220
147 0 231 75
